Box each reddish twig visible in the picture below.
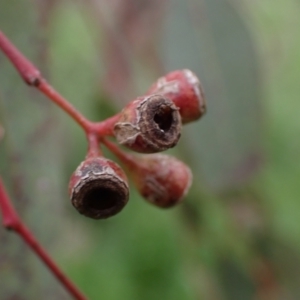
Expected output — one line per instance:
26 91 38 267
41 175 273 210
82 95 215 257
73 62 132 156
86 133 101 158
0 29 121 155
93 114 121 137
102 138 137 169
0 30 91 131
37 81 92 131
0 178 87 300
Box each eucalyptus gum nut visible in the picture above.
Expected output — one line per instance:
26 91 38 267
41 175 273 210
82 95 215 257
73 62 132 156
147 69 206 124
113 94 182 153
130 154 192 208
69 157 129 219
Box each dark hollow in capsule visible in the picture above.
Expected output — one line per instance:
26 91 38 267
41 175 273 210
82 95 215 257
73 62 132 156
69 157 129 219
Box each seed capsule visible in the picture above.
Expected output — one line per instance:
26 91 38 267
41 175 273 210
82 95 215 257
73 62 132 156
69 157 129 219
129 154 192 208
113 94 181 153
147 69 206 124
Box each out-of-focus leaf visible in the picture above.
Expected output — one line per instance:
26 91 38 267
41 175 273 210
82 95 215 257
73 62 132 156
161 0 263 190
218 258 255 300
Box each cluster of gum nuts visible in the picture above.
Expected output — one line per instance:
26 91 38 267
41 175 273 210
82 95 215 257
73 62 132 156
69 69 206 219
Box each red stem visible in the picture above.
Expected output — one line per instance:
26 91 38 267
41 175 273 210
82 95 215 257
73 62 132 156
0 31 40 85
0 30 91 131
0 29 124 156
0 27 125 167
102 138 138 169
93 114 120 136
0 178 87 300
37 81 92 131
86 133 101 158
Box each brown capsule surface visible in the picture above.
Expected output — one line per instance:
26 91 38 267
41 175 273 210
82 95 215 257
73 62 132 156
113 94 181 153
129 154 192 208
69 157 129 219
147 69 206 124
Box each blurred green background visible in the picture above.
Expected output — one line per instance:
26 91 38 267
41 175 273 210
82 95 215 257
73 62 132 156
1 0 300 299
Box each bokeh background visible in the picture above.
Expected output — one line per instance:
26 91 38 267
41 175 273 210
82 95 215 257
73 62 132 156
1 0 300 299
